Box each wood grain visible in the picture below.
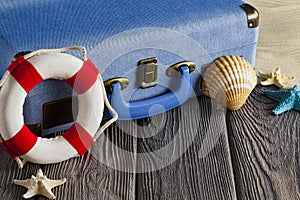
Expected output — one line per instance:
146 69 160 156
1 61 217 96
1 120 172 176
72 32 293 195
1 2 299 199
248 0 300 88
0 121 137 200
0 150 40 200
227 85 300 199
2 87 300 199
37 121 137 200
135 96 237 200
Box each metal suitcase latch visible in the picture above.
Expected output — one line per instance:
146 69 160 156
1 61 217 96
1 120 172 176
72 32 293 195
138 57 158 89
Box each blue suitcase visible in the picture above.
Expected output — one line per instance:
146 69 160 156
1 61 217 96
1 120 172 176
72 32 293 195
0 0 259 136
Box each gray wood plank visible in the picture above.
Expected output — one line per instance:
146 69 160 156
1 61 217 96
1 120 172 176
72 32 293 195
248 0 300 87
37 121 137 200
0 150 40 200
136 96 237 200
0 120 137 200
227 85 300 199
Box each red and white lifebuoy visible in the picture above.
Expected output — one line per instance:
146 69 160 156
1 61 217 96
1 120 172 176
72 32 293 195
0 47 115 166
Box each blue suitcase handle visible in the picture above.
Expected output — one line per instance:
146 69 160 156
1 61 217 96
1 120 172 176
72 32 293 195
106 63 195 120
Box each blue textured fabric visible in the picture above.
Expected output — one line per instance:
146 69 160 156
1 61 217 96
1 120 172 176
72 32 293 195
23 79 75 135
0 0 258 133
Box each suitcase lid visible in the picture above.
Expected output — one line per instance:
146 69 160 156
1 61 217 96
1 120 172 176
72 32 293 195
0 0 258 76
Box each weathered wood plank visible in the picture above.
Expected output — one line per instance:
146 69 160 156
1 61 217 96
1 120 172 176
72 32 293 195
136 96 236 200
248 0 300 88
0 120 137 200
37 120 137 200
227 85 300 199
0 150 40 200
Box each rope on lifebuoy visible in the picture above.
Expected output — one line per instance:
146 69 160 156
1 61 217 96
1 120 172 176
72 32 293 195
24 46 87 61
0 71 10 88
0 74 7 142
93 74 118 141
0 46 118 169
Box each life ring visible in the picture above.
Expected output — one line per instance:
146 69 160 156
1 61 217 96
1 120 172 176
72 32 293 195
0 47 110 165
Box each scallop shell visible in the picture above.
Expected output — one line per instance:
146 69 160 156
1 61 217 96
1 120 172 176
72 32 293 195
202 55 257 110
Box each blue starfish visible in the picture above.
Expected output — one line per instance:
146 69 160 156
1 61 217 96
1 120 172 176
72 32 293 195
264 85 300 115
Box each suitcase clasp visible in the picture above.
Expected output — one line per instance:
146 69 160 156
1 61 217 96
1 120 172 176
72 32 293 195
138 57 158 89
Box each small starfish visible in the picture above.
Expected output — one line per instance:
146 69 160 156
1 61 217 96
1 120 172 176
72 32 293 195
259 67 295 89
264 85 300 115
14 169 66 199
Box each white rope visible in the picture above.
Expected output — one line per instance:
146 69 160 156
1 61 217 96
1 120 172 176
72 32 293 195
0 71 10 88
24 46 87 61
1 46 86 87
0 134 26 169
0 47 117 168
93 75 118 140
11 67 118 168
0 135 27 169
14 157 27 169
0 69 7 160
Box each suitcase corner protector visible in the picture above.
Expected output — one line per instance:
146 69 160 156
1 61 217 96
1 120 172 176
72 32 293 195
240 3 260 28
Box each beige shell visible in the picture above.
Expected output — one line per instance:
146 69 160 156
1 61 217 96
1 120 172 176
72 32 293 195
202 55 257 110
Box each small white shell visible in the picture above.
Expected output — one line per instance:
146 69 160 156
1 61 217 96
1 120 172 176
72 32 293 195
202 55 257 110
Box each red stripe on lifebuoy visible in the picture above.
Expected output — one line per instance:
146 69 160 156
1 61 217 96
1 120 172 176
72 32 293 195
65 59 99 94
7 56 26 72
62 122 94 155
2 125 38 157
8 58 43 93
0 142 18 158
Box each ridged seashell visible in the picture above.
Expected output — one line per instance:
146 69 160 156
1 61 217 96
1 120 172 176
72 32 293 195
202 55 257 110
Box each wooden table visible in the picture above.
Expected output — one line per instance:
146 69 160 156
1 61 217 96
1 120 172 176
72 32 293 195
1 84 299 199
1 1 300 199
